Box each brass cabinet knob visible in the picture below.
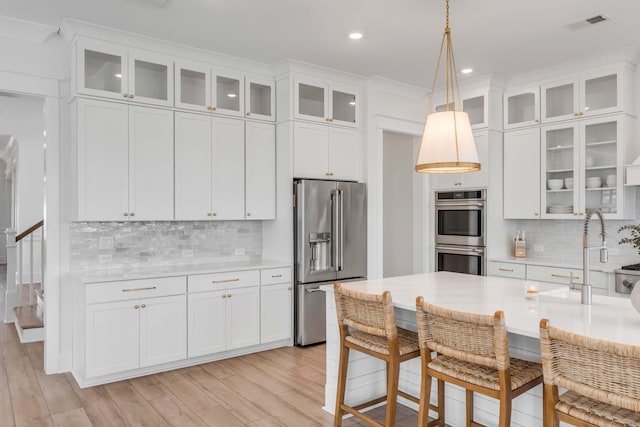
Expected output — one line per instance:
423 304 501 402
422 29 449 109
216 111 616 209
141 304 146 308
246 212 251 217
227 293 232 298
123 212 129 216
573 212 578 216
207 213 212 217
130 212 135 217
134 304 139 309
329 118 333 122
221 294 227 299
246 112 251 116
287 287 292 291
579 112 584 116
535 119 539 123
534 212 539 216
211 106 216 111
129 94 135 99
325 118 331 122
212 212 217 216
123 93 129 98
574 112 579 117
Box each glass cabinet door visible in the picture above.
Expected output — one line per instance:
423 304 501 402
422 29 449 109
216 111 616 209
213 71 244 117
504 87 540 129
330 87 358 127
582 117 620 216
245 78 275 121
294 78 328 123
129 51 173 107
541 78 579 123
541 124 579 218
175 60 211 112
463 95 486 129
77 40 129 101
582 72 619 117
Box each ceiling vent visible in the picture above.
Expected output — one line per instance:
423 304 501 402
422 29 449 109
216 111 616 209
566 14 610 31
135 0 171 8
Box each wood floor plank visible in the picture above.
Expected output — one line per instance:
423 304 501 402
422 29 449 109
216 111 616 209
5 355 43 399
129 374 173 401
104 381 170 427
195 404 247 427
64 374 129 427
33 371 82 415
147 395 208 427
155 369 220 413
51 408 93 427
11 394 54 427
0 398 16 427
246 417 285 427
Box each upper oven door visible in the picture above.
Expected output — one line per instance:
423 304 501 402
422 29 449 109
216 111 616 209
435 201 485 246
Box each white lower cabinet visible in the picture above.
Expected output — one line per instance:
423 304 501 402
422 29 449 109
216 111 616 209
86 293 186 378
260 267 292 343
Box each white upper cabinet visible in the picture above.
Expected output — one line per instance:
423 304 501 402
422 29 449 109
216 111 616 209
504 86 541 129
541 68 625 124
293 77 360 127
211 117 245 220
503 128 541 219
76 98 174 221
431 131 491 190
175 60 274 120
76 39 173 107
245 76 275 121
434 86 500 130
245 121 276 219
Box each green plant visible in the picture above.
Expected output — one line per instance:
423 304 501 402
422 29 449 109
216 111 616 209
618 224 640 256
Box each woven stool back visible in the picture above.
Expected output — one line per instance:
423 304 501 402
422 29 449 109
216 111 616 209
540 319 640 412
416 298 510 371
334 283 397 341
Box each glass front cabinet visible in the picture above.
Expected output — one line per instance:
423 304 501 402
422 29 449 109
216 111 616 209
293 77 359 127
504 86 540 129
541 115 634 219
76 39 174 107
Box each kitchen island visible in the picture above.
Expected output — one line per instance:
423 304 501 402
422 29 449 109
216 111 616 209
322 272 640 427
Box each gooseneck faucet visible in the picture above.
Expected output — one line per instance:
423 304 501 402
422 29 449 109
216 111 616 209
582 209 608 305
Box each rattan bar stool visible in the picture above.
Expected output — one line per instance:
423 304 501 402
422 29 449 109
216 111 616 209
333 283 437 427
415 298 543 427
539 319 640 427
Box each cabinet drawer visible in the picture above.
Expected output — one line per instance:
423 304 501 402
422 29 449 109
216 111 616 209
527 265 581 286
261 267 292 285
86 276 186 304
488 262 526 279
188 270 260 293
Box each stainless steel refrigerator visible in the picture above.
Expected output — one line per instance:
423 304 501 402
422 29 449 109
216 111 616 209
294 179 367 346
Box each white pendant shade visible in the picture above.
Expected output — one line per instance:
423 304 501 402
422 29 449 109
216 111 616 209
415 111 480 173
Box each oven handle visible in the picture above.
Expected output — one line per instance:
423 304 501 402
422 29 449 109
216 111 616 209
436 245 485 255
435 202 484 209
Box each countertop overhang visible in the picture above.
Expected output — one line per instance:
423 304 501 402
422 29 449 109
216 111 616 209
323 271 640 346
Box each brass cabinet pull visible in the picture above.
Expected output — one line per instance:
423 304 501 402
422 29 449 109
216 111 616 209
246 112 251 116
287 287 292 291
129 212 135 217
227 293 232 298
246 212 251 217
207 213 212 216
129 94 135 99
534 212 539 216
211 106 216 111
123 212 129 216
211 212 217 216
221 294 227 299
579 112 584 116
272 274 283 278
325 118 331 122
123 93 129 98
212 278 239 284
134 304 139 309
535 119 539 123
499 268 514 272
574 112 579 117
122 286 157 292
551 273 579 280
141 304 146 308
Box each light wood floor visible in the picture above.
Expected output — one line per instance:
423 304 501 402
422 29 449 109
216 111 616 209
0 264 420 427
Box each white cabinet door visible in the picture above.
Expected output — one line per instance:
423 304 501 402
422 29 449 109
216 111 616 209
245 122 276 219
211 117 245 219
260 283 292 343
77 99 129 221
226 286 260 350
458 131 490 188
504 86 540 129
293 121 329 179
128 106 174 220
294 77 329 123
541 77 580 124
139 295 186 367
76 39 129 101
541 123 580 218
175 112 212 220
329 84 359 127
187 291 227 358
504 128 541 219
128 49 174 107
213 70 244 118
86 300 140 378
328 127 361 181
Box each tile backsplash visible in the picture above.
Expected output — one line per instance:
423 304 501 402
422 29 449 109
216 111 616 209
70 221 262 272
512 190 640 268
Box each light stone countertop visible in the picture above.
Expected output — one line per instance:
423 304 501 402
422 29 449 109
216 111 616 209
489 256 622 273
323 271 640 346
73 259 291 283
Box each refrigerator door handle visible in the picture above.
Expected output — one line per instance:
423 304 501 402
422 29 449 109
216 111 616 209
338 189 344 271
331 190 338 271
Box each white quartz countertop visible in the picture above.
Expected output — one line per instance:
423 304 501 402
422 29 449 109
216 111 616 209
323 272 640 346
74 259 291 283
489 256 619 272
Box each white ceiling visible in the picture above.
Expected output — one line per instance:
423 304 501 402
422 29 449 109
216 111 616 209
1 0 640 87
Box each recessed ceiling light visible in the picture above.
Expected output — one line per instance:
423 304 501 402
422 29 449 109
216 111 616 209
349 32 363 40
227 93 237 98
461 68 473 74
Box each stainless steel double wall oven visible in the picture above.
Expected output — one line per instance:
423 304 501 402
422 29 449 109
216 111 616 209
435 189 486 276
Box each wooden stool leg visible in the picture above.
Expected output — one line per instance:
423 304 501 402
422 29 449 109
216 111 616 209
334 344 350 427
417 359 432 426
385 356 400 427
466 390 473 427
543 383 559 427
437 379 445 427
498 391 512 427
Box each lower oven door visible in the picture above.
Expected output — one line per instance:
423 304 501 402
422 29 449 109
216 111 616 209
435 245 485 276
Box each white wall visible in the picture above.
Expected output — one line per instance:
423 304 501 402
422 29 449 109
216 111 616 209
0 158 8 262
0 94 45 232
382 131 424 277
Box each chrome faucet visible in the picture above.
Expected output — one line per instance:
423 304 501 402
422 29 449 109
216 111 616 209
582 209 608 305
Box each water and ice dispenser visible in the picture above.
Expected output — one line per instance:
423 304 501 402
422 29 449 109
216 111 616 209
309 232 332 273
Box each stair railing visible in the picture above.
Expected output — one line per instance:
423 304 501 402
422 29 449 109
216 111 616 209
15 220 44 306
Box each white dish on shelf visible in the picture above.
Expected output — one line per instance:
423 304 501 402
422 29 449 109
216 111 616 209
586 177 602 188
564 177 574 189
548 179 564 190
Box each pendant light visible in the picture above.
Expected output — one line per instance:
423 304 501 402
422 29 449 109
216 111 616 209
415 0 480 174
